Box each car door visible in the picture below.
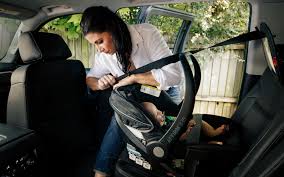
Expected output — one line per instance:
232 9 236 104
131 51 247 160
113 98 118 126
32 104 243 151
137 5 194 54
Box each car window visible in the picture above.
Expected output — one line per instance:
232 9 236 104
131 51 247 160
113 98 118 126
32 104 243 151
168 2 250 118
117 6 184 52
116 7 141 25
147 14 183 51
40 2 250 119
0 17 21 60
118 2 250 118
40 6 186 68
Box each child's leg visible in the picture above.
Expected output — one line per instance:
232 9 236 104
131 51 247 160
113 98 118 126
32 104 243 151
94 171 108 177
179 119 196 141
201 120 225 137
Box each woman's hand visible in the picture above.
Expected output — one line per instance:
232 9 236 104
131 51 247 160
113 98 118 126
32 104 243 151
97 74 117 90
113 72 160 89
113 75 135 89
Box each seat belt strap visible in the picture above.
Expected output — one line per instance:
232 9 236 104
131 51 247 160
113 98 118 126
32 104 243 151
117 29 265 81
117 53 181 81
191 29 265 53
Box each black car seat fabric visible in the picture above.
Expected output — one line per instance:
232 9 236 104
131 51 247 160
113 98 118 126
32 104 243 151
6 31 96 177
185 67 284 177
227 44 284 177
276 44 284 83
230 110 284 177
184 23 284 177
229 69 283 149
0 63 17 123
112 53 196 177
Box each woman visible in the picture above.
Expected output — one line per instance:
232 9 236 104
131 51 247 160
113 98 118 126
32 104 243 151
80 6 182 177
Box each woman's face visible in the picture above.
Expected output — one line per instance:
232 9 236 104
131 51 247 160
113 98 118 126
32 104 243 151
85 32 116 54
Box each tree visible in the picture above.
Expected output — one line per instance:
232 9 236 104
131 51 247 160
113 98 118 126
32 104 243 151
166 1 249 48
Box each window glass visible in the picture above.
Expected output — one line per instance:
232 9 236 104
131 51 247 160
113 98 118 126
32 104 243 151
117 7 141 25
118 7 184 52
39 1 250 119
0 17 20 60
168 2 250 118
147 15 183 51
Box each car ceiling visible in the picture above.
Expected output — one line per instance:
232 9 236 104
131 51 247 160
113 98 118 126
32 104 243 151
1 0 284 20
0 0 207 20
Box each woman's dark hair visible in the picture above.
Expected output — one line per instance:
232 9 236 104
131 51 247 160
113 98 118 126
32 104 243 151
80 6 132 73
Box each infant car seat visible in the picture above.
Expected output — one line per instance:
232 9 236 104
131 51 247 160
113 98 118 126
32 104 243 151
109 53 199 176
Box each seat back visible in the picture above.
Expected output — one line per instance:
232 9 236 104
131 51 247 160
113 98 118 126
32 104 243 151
226 44 284 177
6 31 95 176
0 63 17 123
227 68 284 150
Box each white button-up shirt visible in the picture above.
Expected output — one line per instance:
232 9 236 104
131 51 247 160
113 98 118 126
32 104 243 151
87 23 182 90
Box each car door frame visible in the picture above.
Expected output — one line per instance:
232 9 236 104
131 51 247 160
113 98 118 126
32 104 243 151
138 5 194 54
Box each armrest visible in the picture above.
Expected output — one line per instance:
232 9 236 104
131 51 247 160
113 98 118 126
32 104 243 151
184 144 242 177
186 143 241 161
0 123 39 168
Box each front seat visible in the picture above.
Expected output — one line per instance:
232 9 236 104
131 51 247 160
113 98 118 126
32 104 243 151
184 67 284 177
6 31 96 177
185 25 284 176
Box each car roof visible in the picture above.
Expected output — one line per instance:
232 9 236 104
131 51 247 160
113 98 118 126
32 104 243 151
1 0 284 20
0 0 196 20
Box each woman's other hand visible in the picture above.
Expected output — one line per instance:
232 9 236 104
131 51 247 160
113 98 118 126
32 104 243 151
97 74 117 90
113 75 135 89
113 72 159 89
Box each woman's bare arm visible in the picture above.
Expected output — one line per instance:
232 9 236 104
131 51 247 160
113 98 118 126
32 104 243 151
87 74 116 91
113 71 159 89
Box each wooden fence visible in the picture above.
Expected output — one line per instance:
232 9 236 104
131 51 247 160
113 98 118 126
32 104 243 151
192 45 245 118
61 34 95 68
63 34 245 118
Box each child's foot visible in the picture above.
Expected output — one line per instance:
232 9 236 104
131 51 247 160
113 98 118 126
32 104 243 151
179 120 196 141
207 141 223 145
209 124 226 137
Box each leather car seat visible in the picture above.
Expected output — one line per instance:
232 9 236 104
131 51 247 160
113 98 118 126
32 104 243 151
7 31 96 177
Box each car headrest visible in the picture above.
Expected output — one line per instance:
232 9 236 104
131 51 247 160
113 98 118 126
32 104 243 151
19 31 72 64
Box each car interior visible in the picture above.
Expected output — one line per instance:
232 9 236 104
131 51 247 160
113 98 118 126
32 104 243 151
0 0 283 177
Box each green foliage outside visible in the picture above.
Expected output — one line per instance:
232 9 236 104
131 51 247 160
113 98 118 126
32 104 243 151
41 14 82 39
116 7 141 25
166 1 250 48
41 1 249 49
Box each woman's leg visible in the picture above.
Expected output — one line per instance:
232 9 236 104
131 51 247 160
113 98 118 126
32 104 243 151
166 86 182 105
94 116 125 177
